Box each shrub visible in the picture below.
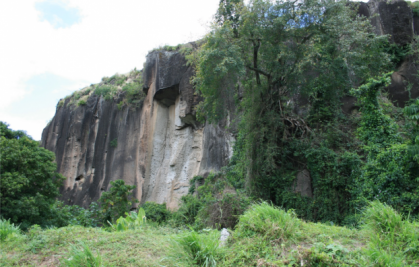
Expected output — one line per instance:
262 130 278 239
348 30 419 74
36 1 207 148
108 208 146 231
172 229 225 267
0 218 21 241
94 84 117 100
170 195 202 227
110 138 117 148
49 201 101 228
62 242 102 267
235 202 301 241
141 202 170 224
77 99 87 106
0 122 65 230
57 99 65 108
97 180 138 223
121 77 145 107
198 193 251 230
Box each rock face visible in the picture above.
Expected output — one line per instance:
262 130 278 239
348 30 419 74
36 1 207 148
41 48 234 209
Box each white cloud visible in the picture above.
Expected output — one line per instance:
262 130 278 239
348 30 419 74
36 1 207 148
0 0 219 139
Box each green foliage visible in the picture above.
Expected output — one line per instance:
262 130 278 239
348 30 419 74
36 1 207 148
109 138 117 148
404 98 419 163
141 202 170 224
380 41 411 67
121 75 145 108
94 84 117 100
97 180 138 223
171 229 225 267
171 173 251 230
62 242 102 267
235 202 301 240
108 208 146 231
362 201 419 265
49 201 101 227
0 218 21 241
407 1 419 17
351 74 419 216
189 175 204 194
170 195 203 227
0 122 65 230
57 99 65 108
77 99 87 106
192 0 394 226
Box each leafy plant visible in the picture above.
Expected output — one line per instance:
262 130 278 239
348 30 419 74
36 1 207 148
97 180 138 223
141 202 170 224
0 218 21 241
62 242 102 267
110 138 117 148
108 208 146 231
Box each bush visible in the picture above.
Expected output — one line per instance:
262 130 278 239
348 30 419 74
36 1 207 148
97 180 138 223
172 229 225 267
141 202 170 224
49 201 101 228
0 218 21 241
108 208 146 231
110 138 117 148
170 195 202 227
0 122 65 230
235 202 301 241
77 99 87 106
62 242 102 267
121 78 145 107
94 84 117 100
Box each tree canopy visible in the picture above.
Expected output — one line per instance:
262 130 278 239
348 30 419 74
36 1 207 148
0 122 65 229
191 0 419 223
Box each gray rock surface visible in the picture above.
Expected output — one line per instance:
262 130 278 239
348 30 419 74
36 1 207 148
41 48 233 209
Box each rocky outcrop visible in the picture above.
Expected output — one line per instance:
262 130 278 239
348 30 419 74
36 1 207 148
42 47 234 209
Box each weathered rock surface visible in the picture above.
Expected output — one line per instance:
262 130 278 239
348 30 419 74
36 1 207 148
42 48 234 209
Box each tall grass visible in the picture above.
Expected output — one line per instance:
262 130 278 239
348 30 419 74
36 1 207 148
171 229 225 267
62 242 102 267
235 202 301 240
362 201 419 265
0 218 21 241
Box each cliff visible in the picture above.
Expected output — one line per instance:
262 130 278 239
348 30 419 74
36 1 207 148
42 0 419 209
41 45 234 209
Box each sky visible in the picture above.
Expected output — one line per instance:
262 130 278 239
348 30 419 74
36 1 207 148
0 0 220 140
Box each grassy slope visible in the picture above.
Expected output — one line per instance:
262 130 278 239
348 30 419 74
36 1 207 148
1 225 176 267
1 221 367 266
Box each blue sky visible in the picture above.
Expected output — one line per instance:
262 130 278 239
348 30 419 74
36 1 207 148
0 0 220 140
35 0 82 28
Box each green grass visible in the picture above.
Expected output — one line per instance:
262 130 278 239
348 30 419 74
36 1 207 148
0 225 177 266
1 202 418 266
235 202 301 241
170 229 225 267
61 242 102 267
0 219 21 241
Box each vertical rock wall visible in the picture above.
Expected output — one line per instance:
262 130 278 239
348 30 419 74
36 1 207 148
41 48 233 209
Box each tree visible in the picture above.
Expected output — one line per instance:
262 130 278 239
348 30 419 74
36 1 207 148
0 122 65 229
97 180 138 223
192 0 393 223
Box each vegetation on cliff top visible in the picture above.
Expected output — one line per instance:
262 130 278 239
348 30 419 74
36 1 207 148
57 68 145 110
